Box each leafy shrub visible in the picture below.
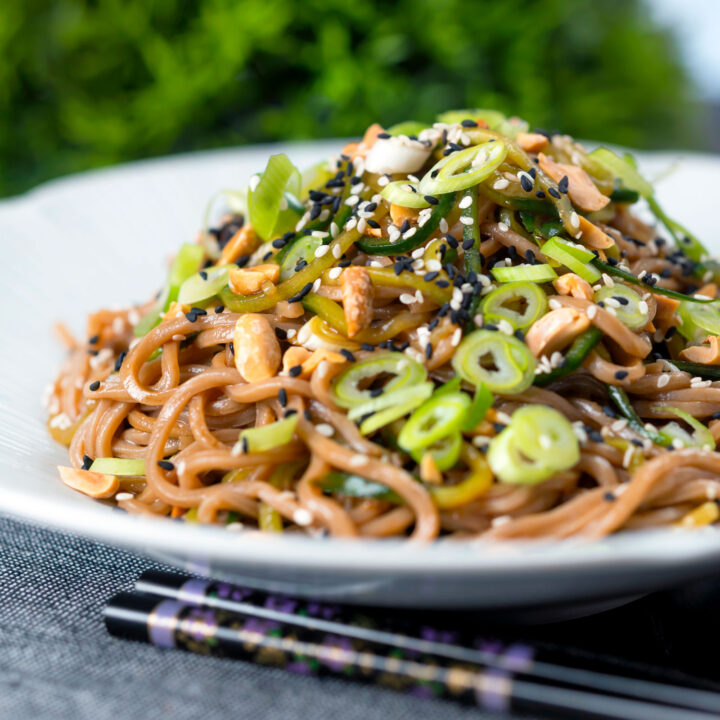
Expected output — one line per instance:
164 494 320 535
0 0 695 196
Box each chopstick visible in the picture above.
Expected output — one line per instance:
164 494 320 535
132 569 720 715
101 571 720 719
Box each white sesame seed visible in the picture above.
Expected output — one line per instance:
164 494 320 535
328 267 342 280
332 243 343 258
357 218 367 234
293 509 313 527
425 259 442 272
411 247 425 259
312 278 322 292
638 300 649 314
314 244 330 258
458 195 473 209
115 492 133 502
377 175 390 187
399 293 416 305
604 297 621 309
622 446 634 469
610 418 628 432
602 273 615 287
657 374 670 388
497 222 510 232
493 178 510 190
498 319 514 336
315 423 335 437
439 218 449 233
451 328 462 346
570 212 580 228
312 230 329 239
349 455 368 467
345 195 360 206
460 216 474 226
402 226 417 239
345 216 357 230
548 298 562 310
586 305 598 320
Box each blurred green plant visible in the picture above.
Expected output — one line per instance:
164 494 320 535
0 0 697 196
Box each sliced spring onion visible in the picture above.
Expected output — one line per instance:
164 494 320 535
419 141 507 195
387 120 430 137
594 284 650 331
452 329 536 394
355 192 454 255
248 153 302 241
319 472 400 503
277 235 324 281
177 264 237 306
434 377 462 397
437 108 506 127
237 415 298 453
89 458 146 476
534 327 602 387
657 406 715 450
258 503 284 532
541 237 601 284
491 263 558 283
358 382 435 435
380 180 431 209
398 391 471 453
677 299 720 341
462 383 494 432
332 353 427 409
134 243 205 336
481 282 548 331
411 431 462 471
301 160 334 198
427 445 493 509
488 406 579 485
591 258 715 304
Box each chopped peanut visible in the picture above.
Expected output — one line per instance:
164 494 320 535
526 307 591 357
698 283 718 299
228 264 280 295
577 216 614 249
164 301 191 320
58 466 119 498
276 300 305 319
653 295 680 335
219 225 259 265
390 203 420 227
340 266 373 337
282 346 312 373
233 314 281 382
283 347 345 377
516 132 549 154
538 153 610 212
553 273 594 301
419 453 443 485
680 336 720 365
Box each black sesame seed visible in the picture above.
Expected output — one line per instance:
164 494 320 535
604 492 616 502
303 409 312 420
424 271 439 282
614 296 629 305
602 405 618 418
366 219 380 229
399 219 411 234
462 237 474 251
424 195 439 205
199 270 208 281
493 423 506 433
278 388 288 407
287 283 313 304
309 205 322 221
377 132 391 139
236 254 250 268
157 460 175 471
88 381 100 391
446 234 458 249
461 119 478 127
520 175 533 192
340 349 356 362
435 280 450 288
369 388 384 398
82 455 93 470
262 251 273 261
215 305 225 314
615 370 629 380
425 344 433 359
88 334 99 345
361 343 374 352
364 202 378 212
558 176 569 194
535 190 546 199
588 429 604 443
548 187 561 199
711 412 720 420
241 437 249 453
274 327 287 340
289 365 303 377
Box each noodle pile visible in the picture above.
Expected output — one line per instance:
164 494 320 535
47 113 720 542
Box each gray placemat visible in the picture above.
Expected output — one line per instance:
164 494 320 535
0 513 515 720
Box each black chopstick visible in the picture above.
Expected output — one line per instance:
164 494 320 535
100 571 720 720
132 569 720 715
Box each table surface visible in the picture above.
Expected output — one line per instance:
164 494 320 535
3 512 719 720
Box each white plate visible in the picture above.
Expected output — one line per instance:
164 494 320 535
2 140 720 614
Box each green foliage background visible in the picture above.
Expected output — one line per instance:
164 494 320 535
0 0 698 196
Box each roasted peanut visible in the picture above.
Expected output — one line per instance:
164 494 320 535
233 314 281 382
340 266 373 337
58 466 119 498
228 264 280 295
